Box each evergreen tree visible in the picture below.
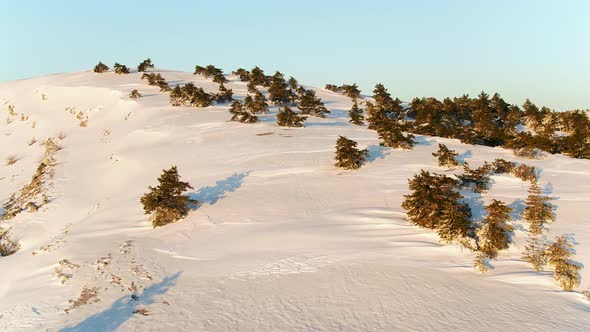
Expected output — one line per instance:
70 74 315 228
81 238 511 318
402 170 472 242
268 71 293 106
113 63 130 74
93 61 110 73
432 144 459 168
169 83 212 107
476 199 514 259
137 58 154 72
129 89 142 99
377 120 415 149
523 181 554 235
215 83 234 104
288 76 299 91
348 100 364 125
276 106 306 127
546 235 581 291
232 68 250 81
457 162 492 193
297 89 329 117
491 158 516 174
373 83 395 110
247 80 258 94
522 237 548 271
140 166 198 228
511 164 537 182
325 84 340 92
249 66 269 86
340 84 361 100
228 100 259 123
334 136 368 170
244 91 269 114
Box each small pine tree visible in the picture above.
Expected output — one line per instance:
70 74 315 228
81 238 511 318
377 121 415 149
288 76 299 90
473 253 490 273
140 166 198 228
522 237 548 271
93 61 110 73
297 89 330 117
0 227 20 257
546 235 581 291
247 80 258 94
458 162 492 193
523 181 554 235
334 136 368 170
129 89 142 99
432 144 459 168
348 101 364 125
276 106 306 127
511 164 537 182
137 58 154 72
113 63 130 74
215 83 234 104
402 170 471 243
476 200 514 259
228 100 259 124
252 91 269 114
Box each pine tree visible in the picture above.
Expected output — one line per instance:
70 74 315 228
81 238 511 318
140 166 198 228
546 235 581 291
334 136 368 170
377 120 415 149
432 144 459 168
511 164 537 182
522 237 548 271
137 58 154 72
348 100 364 125
402 170 471 242
229 100 244 121
523 181 554 235
247 80 258 94
169 83 212 107
113 63 130 74
232 68 250 81
340 84 361 100
245 91 268 114
268 71 293 106
288 76 299 91
457 162 492 193
228 100 258 123
129 89 142 99
476 199 514 259
249 66 269 86
276 106 306 127
373 83 395 110
93 61 110 73
325 84 340 92
297 89 330 117
215 83 234 104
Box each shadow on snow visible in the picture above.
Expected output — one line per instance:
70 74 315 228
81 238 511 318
189 172 249 207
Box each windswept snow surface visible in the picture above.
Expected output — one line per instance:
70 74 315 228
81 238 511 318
0 70 588 331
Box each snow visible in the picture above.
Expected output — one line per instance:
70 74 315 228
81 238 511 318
0 69 589 331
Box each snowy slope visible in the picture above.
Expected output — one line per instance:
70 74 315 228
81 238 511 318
0 69 588 331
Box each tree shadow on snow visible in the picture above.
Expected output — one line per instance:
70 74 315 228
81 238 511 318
60 272 181 332
189 172 249 208
366 145 390 162
456 150 472 164
412 135 435 146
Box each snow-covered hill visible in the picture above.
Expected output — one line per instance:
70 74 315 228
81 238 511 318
0 69 588 331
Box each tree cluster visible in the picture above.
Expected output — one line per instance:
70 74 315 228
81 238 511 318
93 61 109 73
325 83 361 100
194 65 226 83
170 83 213 107
229 100 259 123
276 106 306 127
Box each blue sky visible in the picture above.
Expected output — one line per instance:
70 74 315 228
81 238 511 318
1 0 588 110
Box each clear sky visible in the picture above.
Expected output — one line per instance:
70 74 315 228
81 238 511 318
1 0 588 110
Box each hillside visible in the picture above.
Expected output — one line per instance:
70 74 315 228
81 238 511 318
0 68 589 331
